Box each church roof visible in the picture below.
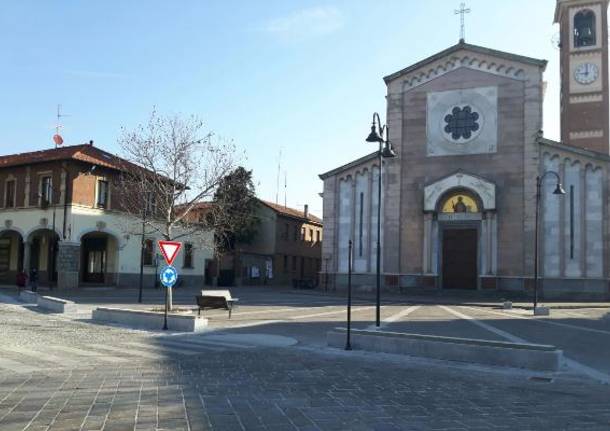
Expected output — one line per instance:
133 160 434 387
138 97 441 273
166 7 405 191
537 136 610 162
383 40 547 84
318 151 378 180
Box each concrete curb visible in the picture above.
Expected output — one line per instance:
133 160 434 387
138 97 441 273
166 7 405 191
328 328 563 371
92 307 208 332
37 295 78 313
18 290 38 304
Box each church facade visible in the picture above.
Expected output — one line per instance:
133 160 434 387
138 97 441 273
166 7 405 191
319 0 610 300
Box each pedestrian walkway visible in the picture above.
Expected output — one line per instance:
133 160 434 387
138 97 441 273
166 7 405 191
0 334 259 375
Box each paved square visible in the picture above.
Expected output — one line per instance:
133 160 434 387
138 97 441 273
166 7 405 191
1 287 610 430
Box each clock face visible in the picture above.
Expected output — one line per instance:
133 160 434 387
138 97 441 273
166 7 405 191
574 63 599 85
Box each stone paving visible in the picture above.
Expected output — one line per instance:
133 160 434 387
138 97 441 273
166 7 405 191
1 292 610 430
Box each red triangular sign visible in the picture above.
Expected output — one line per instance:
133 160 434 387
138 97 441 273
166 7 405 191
158 240 182 266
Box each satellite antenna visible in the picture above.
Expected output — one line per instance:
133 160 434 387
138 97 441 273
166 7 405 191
53 104 70 148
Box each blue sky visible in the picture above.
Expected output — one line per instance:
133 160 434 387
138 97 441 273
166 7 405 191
1 0 562 216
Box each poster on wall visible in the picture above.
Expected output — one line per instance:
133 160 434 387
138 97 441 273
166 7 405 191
251 266 260 278
266 259 273 279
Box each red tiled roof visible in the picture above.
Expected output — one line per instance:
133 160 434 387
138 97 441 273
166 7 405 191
0 143 136 171
260 200 322 225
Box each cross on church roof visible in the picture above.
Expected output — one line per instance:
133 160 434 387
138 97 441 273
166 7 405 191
454 2 471 42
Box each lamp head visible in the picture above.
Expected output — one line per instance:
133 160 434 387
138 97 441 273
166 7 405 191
381 141 396 158
553 183 566 195
366 124 384 143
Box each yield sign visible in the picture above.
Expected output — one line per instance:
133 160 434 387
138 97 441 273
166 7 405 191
158 240 182 266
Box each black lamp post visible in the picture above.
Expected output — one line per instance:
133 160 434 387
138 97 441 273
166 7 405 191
346 240 353 350
365 112 396 327
534 170 565 311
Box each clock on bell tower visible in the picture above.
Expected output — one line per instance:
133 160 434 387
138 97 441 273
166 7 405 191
555 0 609 153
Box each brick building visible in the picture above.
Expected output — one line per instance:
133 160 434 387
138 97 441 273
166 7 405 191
320 1 610 300
0 142 212 289
194 200 323 286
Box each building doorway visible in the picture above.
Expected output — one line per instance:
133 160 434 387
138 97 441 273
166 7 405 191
80 232 118 285
442 228 478 289
82 236 107 283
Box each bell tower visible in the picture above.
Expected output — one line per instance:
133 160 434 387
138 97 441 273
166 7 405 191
555 0 609 153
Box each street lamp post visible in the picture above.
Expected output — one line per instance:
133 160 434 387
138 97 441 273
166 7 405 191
345 240 353 350
534 170 565 312
365 112 397 327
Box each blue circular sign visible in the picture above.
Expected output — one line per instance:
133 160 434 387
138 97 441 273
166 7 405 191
160 265 178 288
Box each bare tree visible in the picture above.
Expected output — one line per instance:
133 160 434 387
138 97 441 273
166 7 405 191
116 109 236 310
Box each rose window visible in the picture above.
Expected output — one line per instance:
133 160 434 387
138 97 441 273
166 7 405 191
443 106 480 140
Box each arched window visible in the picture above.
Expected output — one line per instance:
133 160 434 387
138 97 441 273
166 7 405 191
574 10 596 47
440 192 479 213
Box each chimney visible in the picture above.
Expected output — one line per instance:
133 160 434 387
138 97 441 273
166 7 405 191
304 204 309 219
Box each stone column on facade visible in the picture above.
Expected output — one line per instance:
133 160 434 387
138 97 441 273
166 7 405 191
559 159 566 276
423 212 432 274
56 241 80 289
480 212 488 276
580 166 587 277
366 167 373 273
22 240 31 273
489 211 498 275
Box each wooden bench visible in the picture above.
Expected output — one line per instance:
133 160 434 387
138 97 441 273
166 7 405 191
196 290 239 319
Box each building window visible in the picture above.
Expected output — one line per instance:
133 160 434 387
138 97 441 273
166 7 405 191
574 10 596 47
5 180 15 208
293 226 298 241
284 223 289 240
283 255 288 273
301 227 306 241
309 228 314 242
444 106 480 140
183 243 193 268
40 176 52 205
145 192 156 216
97 180 109 208
316 230 321 243
143 239 153 265
292 256 297 271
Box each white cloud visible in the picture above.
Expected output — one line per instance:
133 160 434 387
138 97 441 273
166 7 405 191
263 6 344 41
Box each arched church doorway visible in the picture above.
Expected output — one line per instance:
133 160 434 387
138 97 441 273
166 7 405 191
438 190 480 290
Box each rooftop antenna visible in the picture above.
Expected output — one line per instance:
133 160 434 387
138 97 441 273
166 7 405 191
275 148 282 204
284 170 287 208
53 104 70 148
455 2 471 42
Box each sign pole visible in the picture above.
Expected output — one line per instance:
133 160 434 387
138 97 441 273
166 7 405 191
163 286 168 330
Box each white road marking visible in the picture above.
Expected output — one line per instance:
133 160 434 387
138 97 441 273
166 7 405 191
439 305 527 343
291 306 373 320
463 305 610 337
366 305 421 330
0 357 39 374
445 305 610 385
